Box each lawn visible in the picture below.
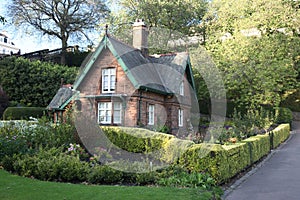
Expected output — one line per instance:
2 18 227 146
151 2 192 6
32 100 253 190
0 169 214 200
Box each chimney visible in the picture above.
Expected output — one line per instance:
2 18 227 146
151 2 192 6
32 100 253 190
132 19 148 56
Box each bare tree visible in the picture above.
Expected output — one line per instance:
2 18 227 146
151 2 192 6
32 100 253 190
7 0 110 65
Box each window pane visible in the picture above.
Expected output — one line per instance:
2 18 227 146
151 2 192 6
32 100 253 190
148 105 154 125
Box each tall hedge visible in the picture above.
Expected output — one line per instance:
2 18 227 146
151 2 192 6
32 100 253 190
3 107 46 120
0 57 78 107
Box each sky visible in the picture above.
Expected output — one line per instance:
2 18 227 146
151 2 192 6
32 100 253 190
0 0 103 54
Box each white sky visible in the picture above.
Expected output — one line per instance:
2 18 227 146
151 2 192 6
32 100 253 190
0 0 103 54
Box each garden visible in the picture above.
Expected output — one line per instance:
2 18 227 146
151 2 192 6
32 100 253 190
0 119 223 200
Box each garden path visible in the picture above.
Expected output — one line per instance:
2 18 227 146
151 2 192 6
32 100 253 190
223 121 300 200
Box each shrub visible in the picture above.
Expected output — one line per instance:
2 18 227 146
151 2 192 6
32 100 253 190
274 107 293 124
87 165 123 184
280 89 300 112
3 107 45 120
9 148 90 182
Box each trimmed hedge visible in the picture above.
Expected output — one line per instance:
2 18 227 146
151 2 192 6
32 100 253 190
179 124 290 184
102 126 193 163
3 107 45 120
270 124 291 149
242 134 270 164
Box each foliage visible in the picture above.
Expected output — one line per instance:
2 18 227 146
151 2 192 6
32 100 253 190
0 119 77 160
3 107 45 120
179 124 290 184
102 126 174 153
6 0 110 64
270 124 291 149
0 87 9 119
108 0 208 54
274 107 293 125
205 0 300 109
5 148 90 182
0 57 78 107
280 89 300 112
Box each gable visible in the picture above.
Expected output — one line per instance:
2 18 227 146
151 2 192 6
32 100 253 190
73 34 196 96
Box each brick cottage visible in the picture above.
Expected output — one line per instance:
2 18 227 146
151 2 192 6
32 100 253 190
47 20 197 134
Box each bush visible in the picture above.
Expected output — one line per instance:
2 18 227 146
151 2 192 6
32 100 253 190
3 107 45 120
0 87 9 119
87 165 123 184
274 107 293 124
280 89 300 112
8 148 90 182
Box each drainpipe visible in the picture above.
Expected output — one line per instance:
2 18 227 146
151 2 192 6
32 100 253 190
137 90 142 125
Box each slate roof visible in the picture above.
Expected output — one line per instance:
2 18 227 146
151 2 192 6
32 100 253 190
49 34 195 110
47 87 73 110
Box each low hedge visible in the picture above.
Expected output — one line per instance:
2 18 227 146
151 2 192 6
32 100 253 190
179 124 290 184
270 124 290 149
2 107 45 120
102 126 193 163
242 134 270 164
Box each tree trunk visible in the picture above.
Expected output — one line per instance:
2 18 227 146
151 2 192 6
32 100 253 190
61 35 68 65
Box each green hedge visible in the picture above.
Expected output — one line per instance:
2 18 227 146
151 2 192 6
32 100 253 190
242 134 270 163
102 126 193 164
270 124 290 149
179 124 290 184
274 107 293 124
3 107 46 120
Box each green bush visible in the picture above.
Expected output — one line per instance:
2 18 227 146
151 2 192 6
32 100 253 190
8 148 90 182
87 165 123 184
274 107 293 124
3 107 45 120
280 89 300 112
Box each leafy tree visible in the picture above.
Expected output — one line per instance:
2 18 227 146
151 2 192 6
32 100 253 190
0 57 78 107
6 0 110 64
203 0 300 110
108 0 208 52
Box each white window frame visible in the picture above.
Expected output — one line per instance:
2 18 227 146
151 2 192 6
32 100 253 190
179 80 184 96
178 108 183 127
98 102 112 124
148 104 155 125
98 102 122 124
113 102 122 124
102 68 116 93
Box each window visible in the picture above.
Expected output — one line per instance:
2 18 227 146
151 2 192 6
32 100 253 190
113 102 122 124
102 68 116 93
98 102 122 124
179 81 184 96
178 109 183 127
148 104 155 125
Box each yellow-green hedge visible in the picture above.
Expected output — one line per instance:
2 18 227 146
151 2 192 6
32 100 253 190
242 134 270 163
102 126 193 163
102 124 290 184
270 124 290 149
179 124 290 184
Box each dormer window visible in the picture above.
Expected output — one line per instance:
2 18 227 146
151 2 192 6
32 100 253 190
102 68 116 93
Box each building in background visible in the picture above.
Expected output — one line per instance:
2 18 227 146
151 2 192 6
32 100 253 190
0 32 20 55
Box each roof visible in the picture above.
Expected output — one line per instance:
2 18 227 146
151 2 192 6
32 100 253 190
47 87 73 110
48 34 196 110
73 34 195 95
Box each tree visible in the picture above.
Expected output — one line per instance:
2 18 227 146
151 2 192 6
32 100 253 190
0 86 9 119
108 0 208 52
203 0 299 110
7 0 110 65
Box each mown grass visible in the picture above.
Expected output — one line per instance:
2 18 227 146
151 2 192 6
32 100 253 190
0 169 215 200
